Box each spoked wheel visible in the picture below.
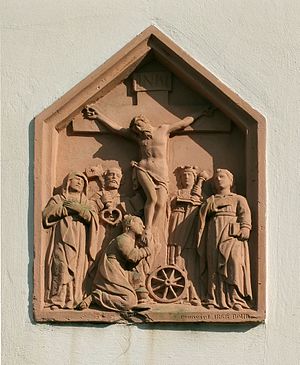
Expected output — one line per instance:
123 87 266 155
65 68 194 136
147 265 188 303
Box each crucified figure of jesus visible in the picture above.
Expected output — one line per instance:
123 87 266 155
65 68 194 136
83 105 214 243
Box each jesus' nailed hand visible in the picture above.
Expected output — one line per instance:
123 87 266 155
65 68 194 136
81 104 215 244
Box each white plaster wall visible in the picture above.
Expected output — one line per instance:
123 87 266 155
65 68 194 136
2 1 300 364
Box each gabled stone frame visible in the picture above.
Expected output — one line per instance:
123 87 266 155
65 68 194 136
34 26 265 323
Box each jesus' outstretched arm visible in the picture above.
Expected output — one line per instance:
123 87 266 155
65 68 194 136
82 106 134 140
166 105 215 134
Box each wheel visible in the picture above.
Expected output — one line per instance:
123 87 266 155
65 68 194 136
147 265 188 303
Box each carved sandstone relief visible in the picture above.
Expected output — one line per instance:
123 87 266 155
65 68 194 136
34 26 265 323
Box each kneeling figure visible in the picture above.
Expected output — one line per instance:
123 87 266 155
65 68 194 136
79 215 151 311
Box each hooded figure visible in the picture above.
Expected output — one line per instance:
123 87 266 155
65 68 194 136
43 171 98 309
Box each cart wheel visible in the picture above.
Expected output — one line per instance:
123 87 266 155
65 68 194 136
147 265 188 303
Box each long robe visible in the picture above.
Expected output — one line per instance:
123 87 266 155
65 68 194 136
90 189 124 260
168 191 201 288
198 193 252 309
91 233 151 311
43 193 98 309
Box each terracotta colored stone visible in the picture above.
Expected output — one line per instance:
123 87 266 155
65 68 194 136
34 26 266 323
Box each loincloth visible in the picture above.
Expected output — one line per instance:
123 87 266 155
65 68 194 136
131 161 169 193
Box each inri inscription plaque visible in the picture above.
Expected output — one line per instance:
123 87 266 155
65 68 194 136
34 26 266 323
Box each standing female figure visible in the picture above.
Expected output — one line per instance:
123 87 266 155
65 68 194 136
43 171 98 309
198 169 252 310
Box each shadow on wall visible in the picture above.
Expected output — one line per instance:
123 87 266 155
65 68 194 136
28 119 35 324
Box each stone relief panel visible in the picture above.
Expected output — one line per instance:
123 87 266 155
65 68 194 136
34 27 265 323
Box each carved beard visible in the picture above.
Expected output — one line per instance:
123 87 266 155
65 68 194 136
105 180 120 189
142 129 153 139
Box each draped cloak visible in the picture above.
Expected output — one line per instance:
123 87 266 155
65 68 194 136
168 190 201 289
43 173 98 309
198 193 252 309
91 233 151 311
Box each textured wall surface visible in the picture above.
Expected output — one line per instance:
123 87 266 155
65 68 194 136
2 1 300 364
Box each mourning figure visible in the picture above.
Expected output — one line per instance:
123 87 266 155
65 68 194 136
93 167 123 216
198 169 252 310
78 215 151 312
89 167 124 260
43 171 98 309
